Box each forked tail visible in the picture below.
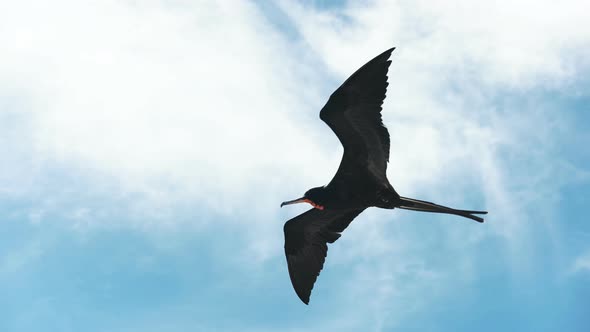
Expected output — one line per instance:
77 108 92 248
398 196 487 223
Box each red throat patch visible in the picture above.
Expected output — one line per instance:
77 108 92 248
303 199 325 210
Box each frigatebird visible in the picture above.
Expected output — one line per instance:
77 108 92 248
280 47 487 304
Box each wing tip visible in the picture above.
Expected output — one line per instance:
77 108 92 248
295 287 311 305
370 47 395 66
383 46 396 59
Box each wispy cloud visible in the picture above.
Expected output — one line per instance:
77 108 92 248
571 251 590 274
274 0 590 328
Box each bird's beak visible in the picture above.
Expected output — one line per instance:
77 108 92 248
280 197 308 207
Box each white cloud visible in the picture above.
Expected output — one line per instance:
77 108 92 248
1 0 587 223
1 1 332 209
281 0 590 89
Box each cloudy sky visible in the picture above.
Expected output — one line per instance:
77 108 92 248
1 0 589 331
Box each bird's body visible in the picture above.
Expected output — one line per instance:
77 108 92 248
281 47 487 304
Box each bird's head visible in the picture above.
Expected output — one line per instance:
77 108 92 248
280 186 327 210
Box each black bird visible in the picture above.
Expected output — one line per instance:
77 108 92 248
280 47 487 305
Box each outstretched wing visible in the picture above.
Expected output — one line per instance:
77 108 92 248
283 208 365 304
320 47 394 187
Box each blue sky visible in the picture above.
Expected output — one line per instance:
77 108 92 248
1 1 589 331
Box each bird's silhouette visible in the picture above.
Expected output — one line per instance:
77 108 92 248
280 47 487 304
